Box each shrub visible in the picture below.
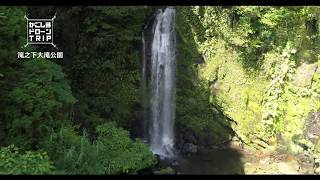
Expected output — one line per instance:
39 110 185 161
41 122 156 174
0 145 54 174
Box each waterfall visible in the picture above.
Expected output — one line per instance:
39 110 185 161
142 7 177 158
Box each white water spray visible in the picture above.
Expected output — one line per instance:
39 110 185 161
142 7 177 158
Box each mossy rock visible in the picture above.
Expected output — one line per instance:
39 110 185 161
315 138 320 153
153 167 176 175
292 62 318 88
304 112 320 144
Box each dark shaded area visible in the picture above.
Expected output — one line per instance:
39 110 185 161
138 144 245 175
174 147 244 174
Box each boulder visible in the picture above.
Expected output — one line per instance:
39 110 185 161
197 55 205 64
304 111 320 143
182 143 198 154
293 62 318 87
153 167 176 175
315 138 320 153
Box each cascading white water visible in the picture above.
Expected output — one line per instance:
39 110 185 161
142 7 177 158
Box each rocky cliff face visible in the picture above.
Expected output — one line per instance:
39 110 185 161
175 6 320 158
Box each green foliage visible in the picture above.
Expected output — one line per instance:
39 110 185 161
41 126 100 174
3 60 76 149
95 122 156 174
2 5 319 174
0 7 77 150
41 122 156 174
46 6 154 130
0 6 26 66
0 6 27 144
0 145 54 174
0 6 157 174
176 7 234 145
261 43 296 136
176 6 320 152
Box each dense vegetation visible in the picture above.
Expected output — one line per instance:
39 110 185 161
176 6 320 173
0 6 156 174
1 6 320 174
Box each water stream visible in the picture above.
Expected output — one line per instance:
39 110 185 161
142 7 177 158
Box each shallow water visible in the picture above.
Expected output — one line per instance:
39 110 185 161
173 148 245 175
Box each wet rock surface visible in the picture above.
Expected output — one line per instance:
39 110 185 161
153 167 176 175
243 152 302 174
304 111 320 143
161 142 317 174
176 128 198 155
181 143 198 154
